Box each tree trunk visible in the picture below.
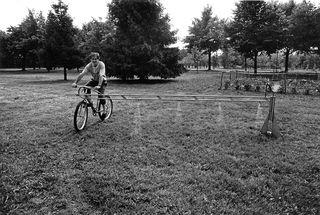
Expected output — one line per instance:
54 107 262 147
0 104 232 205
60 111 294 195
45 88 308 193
244 56 247 71
197 62 199 73
208 48 211 71
285 48 290 73
254 51 258 74
64 67 67 80
32 54 36 70
22 53 27 71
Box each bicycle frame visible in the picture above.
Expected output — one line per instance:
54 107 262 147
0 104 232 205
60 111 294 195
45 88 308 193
74 85 113 131
77 86 103 116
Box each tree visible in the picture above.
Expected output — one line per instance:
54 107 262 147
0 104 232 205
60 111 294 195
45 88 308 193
315 8 320 55
190 46 202 73
42 0 81 80
278 0 298 73
77 18 114 66
179 49 189 60
32 11 46 69
227 0 272 73
227 0 320 73
290 0 318 54
184 5 222 71
107 0 184 80
262 1 284 55
6 9 40 71
0 30 10 68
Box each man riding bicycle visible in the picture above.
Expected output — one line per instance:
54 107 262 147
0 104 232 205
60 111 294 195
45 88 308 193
71 52 107 112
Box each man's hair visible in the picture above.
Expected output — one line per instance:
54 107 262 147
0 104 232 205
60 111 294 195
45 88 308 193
89 52 100 59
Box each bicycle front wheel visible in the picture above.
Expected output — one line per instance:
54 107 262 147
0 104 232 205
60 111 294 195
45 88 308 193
74 101 88 131
98 96 113 121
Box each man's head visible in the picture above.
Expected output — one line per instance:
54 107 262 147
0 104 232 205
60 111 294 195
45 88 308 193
89 52 100 66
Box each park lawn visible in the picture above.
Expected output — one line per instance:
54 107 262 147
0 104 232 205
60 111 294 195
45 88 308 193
0 69 320 214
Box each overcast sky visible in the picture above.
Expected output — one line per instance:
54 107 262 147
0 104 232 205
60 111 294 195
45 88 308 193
0 0 317 47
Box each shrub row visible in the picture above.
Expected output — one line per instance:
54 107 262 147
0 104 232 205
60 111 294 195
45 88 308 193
224 78 320 95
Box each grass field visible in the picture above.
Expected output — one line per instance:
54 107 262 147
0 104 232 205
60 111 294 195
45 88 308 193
1 69 320 214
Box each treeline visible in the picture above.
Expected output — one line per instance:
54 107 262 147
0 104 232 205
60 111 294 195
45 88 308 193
0 0 185 80
181 0 320 73
1 0 320 79
180 47 320 71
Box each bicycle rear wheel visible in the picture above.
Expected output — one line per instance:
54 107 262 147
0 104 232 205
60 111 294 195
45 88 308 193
98 96 113 121
74 101 88 131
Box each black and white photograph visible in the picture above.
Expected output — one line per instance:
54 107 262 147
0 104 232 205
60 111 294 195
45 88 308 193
1 0 320 214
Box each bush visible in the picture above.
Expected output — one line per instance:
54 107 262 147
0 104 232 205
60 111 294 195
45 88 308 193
224 77 320 95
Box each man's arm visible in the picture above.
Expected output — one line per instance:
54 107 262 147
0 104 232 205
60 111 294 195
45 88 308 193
72 67 89 86
97 62 106 87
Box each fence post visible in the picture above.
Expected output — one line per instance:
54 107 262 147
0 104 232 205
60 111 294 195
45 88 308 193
219 72 225 90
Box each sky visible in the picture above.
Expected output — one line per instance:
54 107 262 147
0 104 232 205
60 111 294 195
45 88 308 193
0 0 237 47
0 0 318 47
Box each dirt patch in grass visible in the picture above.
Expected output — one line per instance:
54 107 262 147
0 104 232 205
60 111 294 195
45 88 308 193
1 69 320 214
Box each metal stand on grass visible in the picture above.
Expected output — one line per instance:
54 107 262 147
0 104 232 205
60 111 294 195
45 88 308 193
260 96 281 138
105 94 281 138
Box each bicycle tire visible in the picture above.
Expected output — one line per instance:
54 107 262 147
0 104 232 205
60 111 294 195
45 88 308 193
74 101 88 131
98 96 113 121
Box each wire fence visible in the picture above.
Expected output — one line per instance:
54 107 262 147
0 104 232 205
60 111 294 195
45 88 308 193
219 70 320 95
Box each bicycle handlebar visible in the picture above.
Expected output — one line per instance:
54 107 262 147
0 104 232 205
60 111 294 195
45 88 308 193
76 86 104 100
77 86 101 94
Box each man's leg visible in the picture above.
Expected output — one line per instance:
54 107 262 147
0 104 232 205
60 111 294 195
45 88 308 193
98 81 107 105
84 80 98 103
98 81 107 115
85 79 98 88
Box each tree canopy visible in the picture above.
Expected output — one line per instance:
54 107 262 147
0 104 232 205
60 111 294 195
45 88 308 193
42 0 82 80
5 9 40 70
107 0 184 80
227 0 320 73
289 0 319 53
184 5 223 71
226 1 272 73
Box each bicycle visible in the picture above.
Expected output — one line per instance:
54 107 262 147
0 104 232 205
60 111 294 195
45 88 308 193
74 86 113 131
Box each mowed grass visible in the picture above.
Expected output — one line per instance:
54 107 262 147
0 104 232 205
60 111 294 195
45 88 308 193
1 69 320 214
